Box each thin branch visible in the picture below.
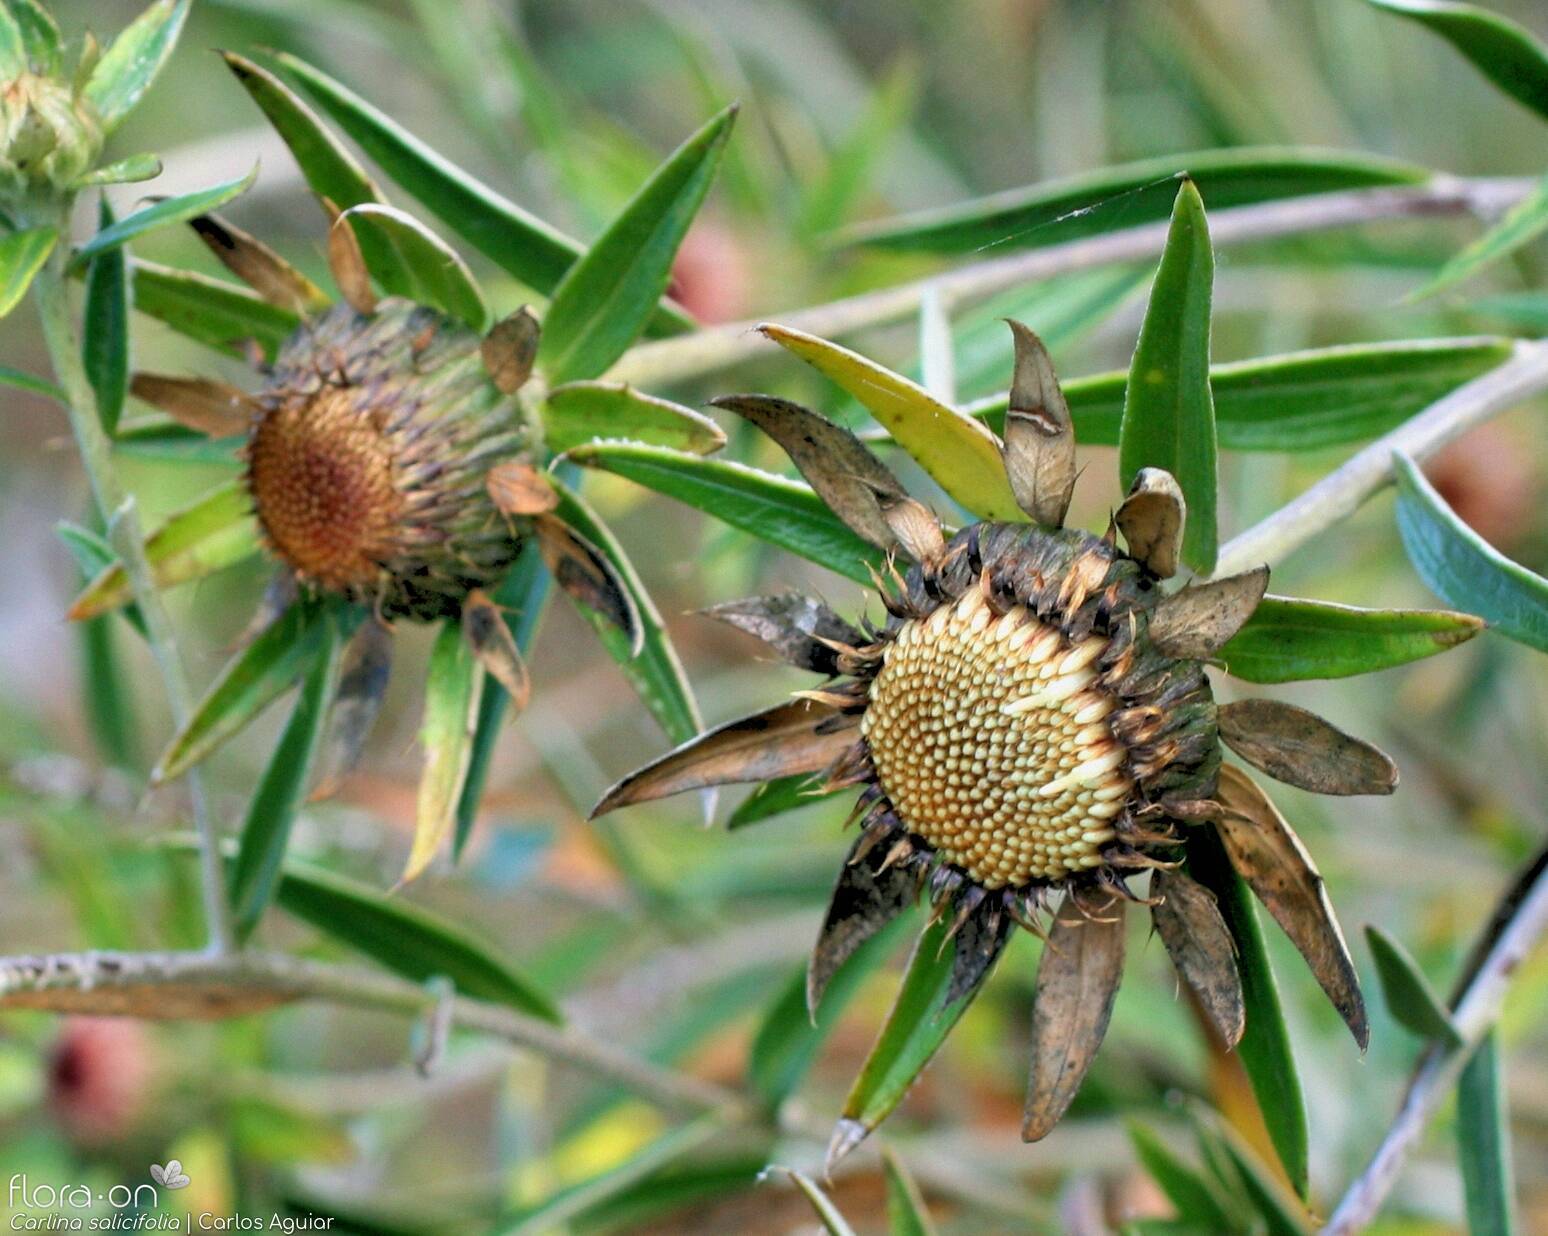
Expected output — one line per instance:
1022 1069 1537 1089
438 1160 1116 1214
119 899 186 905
31 250 235 954
1215 339 1548 576
1322 843 1548 1235
612 176 1535 388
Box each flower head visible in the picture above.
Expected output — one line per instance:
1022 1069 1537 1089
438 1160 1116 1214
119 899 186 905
593 323 1401 1158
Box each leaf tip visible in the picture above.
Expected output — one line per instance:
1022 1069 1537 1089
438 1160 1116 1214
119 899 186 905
824 1118 868 1176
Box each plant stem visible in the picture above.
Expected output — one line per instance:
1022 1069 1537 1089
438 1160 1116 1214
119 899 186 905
1322 843 1548 1234
612 176 1535 388
32 246 235 955
1215 339 1548 576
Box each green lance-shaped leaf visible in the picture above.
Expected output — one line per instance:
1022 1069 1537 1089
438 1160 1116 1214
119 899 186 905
69 480 261 619
154 600 333 784
403 621 485 885
727 772 843 828
1217 596 1484 683
882 1148 937 1236
831 918 983 1169
0 226 57 318
1366 0 1548 123
56 522 145 636
0 363 62 401
1206 1109 1315 1236
839 145 1428 255
71 168 258 270
543 382 726 455
222 52 413 298
540 106 736 383
548 479 701 745
1457 1029 1520 1236
84 0 190 132
1188 830 1309 1197
6 0 59 74
72 153 163 190
761 323 1026 522
969 337 1513 452
783 1170 859 1236
1411 174 1548 302
1364 924 1463 1047
748 918 908 1111
570 442 886 586
0 7 21 79
338 203 487 330
83 200 129 436
273 51 692 335
229 611 349 943
1126 1121 1237 1233
1119 179 1218 575
69 480 261 620
1394 449 1548 652
131 260 301 361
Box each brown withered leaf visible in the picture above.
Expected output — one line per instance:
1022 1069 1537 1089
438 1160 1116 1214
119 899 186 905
807 832 922 1014
312 618 393 799
323 198 377 315
711 393 908 553
1219 699 1398 796
130 373 258 438
481 307 541 394
591 699 857 817
1213 764 1368 1049
701 593 865 676
1148 565 1269 660
1116 467 1186 580
487 460 558 516
534 514 642 656
1151 867 1244 1048
462 590 531 713
879 493 946 565
1000 320 1077 528
1023 893 1126 1141
189 213 328 314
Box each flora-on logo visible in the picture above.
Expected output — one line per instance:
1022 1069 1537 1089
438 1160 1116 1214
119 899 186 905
148 1160 190 1190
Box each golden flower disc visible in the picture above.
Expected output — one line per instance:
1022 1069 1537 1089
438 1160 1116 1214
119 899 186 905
862 587 1133 888
247 386 402 592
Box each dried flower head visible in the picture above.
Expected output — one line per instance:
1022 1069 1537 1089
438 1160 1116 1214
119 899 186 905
593 323 1400 1160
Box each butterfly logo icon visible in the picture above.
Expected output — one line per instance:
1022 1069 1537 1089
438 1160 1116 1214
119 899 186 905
149 1161 190 1190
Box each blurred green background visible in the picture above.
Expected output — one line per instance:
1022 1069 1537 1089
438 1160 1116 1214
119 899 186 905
1 0 1546 1231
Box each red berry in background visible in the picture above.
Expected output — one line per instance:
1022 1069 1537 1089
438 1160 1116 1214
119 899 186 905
1423 422 1538 551
669 217 751 324
48 1017 153 1146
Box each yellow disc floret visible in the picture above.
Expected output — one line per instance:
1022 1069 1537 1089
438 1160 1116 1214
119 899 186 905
862 587 1133 887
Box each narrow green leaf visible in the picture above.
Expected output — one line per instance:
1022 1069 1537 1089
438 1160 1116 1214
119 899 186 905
882 1148 937 1236
1411 174 1548 301
569 442 885 585
549 478 701 745
0 362 62 401
0 226 57 317
1217 596 1484 683
727 772 841 828
1188 831 1309 1197
71 168 258 269
748 919 907 1110
339 203 487 329
1470 291 1548 330
131 260 300 360
83 199 129 436
222 52 412 297
273 51 693 335
1366 0 1548 122
540 107 735 383
1119 179 1218 574
69 479 261 620
1126 1121 1235 1233
84 0 190 131
72 153 163 189
840 146 1428 254
840 918 974 1144
111 417 242 463
8 0 60 73
154 600 331 784
55 521 144 636
229 610 348 943
1457 1030 1519 1236
1208 1113 1314 1236
1363 924 1463 1046
0 5 25 77
403 622 484 884
543 382 726 455
783 1170 859 1236
760 323 1026 522
1394 450 1548 652
968 337 1513 451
